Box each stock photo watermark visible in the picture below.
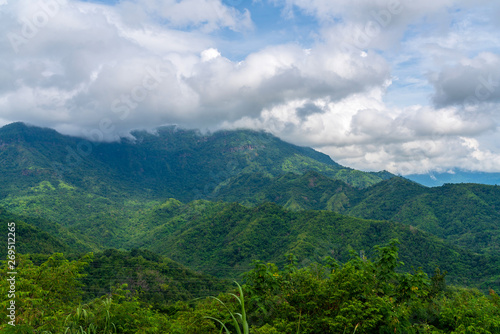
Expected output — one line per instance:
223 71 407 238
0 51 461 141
464 74 499 106
6 221 17 327
111 65 171 121
341 0 404 55
7 0 67 54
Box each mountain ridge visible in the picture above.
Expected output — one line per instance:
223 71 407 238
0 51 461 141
123 200 500 290
2 122 499 258
213 171 500 256
0 122 394 200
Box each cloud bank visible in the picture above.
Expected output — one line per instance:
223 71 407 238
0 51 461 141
1 0 500 174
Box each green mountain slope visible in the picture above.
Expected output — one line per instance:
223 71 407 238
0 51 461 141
0 122 392 200
0 182 160 250
214 170 360 210
349 179 500 255
0 207 91 254
0 122 393 249
2 122 499 293
124 200 500 291
215 172 500 256
0 122 127 199
88 126 393 198
0 204 229 306
83 248 230 306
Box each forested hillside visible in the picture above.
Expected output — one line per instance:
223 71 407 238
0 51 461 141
0 122 393 248
213 171 500 256
0 207 91 254
1 238 499 333
123 200 500 291
0 122 391 201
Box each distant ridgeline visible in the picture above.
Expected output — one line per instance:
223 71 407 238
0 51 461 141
406 170 500 187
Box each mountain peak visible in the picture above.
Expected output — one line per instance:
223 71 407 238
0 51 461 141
0 122 393 203
0 122 64 142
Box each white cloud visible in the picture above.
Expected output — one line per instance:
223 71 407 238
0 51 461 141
1 0 500 174
115 0 253 32
222 85 499 174
0 0 389 133
201 48 221 62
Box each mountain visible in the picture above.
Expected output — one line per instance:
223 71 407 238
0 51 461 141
122 200 500 291
406 170 500 187
0 122 393 249
0 122 392 198
0 206 91 254
213 172 500 256
348 179 500 254
0 122 395 201
2 121 500 292
214 170 361 210
0 204 229 305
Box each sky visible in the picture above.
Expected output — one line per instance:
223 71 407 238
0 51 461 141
1 0 500 175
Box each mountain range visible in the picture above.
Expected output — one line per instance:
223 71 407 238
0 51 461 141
1 122 499 293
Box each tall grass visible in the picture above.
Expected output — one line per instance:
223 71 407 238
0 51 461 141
202 281 249 334
63 297 116 334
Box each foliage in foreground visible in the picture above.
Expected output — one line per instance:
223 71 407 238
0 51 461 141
239 240 500 333
1 240 499 333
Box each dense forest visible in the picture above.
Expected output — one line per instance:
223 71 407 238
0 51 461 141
1 239 499 333
1 123 499 333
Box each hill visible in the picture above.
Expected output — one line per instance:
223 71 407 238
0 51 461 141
349 179 500 255
213 170 360 210
0 207 91 254
82 248 230 306
214 172 500 256
123 200 500 291
0 122 393 249
2 122 500 333
0 205 229 306
2 122 499 291
0 122 392 200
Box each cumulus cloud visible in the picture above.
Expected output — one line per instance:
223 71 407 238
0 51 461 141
0 0 391 135
430 53 500 107
223 85 499 174
1 0 500 174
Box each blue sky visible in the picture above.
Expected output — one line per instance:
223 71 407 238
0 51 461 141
214 1 320 59
1 0 500 174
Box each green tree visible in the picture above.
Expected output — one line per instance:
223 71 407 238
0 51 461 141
0 253 92 332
